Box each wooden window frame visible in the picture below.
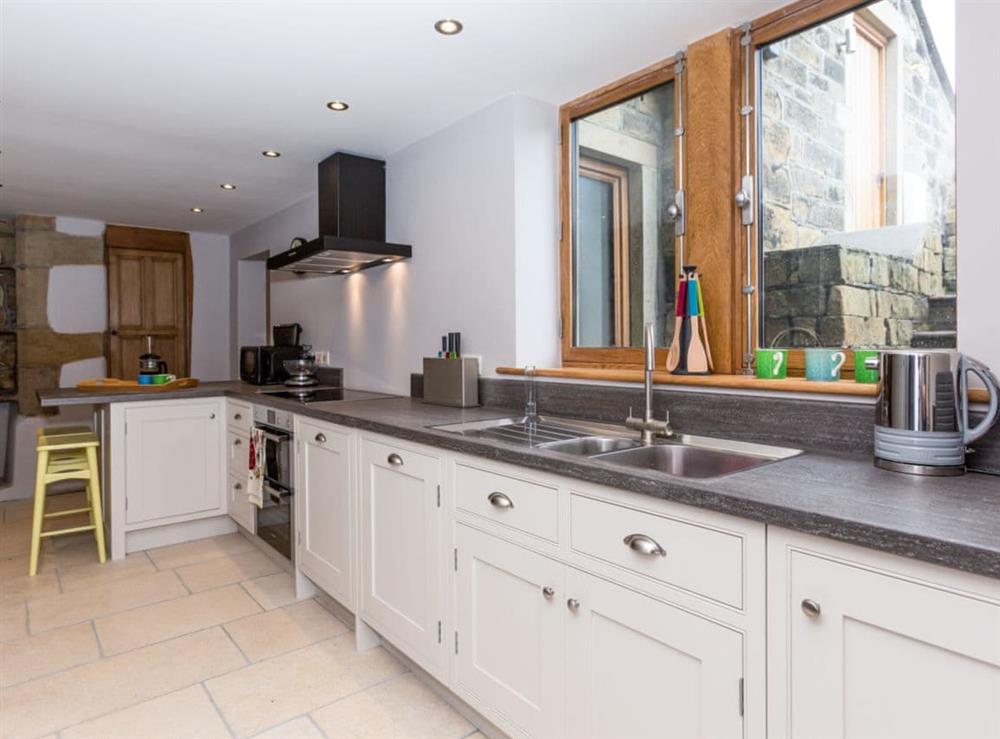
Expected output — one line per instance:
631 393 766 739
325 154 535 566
559 59 679 369
745 0 874 379
576 156 631 346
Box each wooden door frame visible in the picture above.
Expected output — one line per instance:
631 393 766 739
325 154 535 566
105 224 193 377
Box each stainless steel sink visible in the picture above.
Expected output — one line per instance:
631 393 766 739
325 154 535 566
431 415 801 479
537 436 641 456
595 443 781 478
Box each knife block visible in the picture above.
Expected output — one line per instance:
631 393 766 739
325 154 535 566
422 357 480 408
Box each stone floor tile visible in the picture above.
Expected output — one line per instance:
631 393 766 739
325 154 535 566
310 673 473 739
206 634 405 737
0 626 245 738
176 549 282 593
95 583 261 656
27 570 187 633
59 684 231 739
224 599 349 663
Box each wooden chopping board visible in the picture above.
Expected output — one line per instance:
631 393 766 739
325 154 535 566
76 378 201 392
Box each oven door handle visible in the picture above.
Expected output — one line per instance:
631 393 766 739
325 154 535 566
258 428 291 444
263 484 291 505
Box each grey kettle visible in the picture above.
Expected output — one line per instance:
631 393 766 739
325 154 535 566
874 349 1000 476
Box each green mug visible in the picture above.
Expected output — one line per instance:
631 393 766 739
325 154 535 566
854 350 880 384
755 348 788 379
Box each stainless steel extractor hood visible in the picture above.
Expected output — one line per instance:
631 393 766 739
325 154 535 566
267 152 412 275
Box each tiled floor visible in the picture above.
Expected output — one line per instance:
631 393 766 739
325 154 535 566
0 492 483 739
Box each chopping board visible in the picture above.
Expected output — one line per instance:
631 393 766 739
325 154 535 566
76 378 201 392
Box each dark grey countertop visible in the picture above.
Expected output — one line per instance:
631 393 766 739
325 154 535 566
41 383 1000 580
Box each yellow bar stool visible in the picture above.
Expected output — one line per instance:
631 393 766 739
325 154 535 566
29 426 107 576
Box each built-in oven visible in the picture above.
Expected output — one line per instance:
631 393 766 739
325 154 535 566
253 406 294 560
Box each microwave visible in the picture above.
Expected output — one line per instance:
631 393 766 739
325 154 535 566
240 345 303 385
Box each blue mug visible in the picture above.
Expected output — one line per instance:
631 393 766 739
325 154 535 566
805 348 847 382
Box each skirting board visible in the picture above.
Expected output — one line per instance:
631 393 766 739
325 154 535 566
125 514 236 553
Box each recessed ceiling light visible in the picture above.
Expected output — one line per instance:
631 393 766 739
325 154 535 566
190 207 204 213
326 100 349 111
262 150 281 158
434 19 463 35
220 183 236 190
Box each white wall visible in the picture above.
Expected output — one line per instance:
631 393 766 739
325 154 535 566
956 0 1000 376
229 196 317 378
233 94 559 394
190 231 232 381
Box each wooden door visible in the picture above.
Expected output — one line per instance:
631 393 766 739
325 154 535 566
783 550 1000 739
106 225 191 379
360 437 445 678
124 400 223 527
565 567 745 739
296 418 354 608
454 524 565 738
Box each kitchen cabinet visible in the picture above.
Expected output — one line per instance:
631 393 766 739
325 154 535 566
123 399 223 526
296 417 354 609
225 402 255 535
565 567 744 739
360 436 445 678
454 524 565 738
768 528 1000 739
226 473 254 532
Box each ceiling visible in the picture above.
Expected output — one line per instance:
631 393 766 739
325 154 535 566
0 0 783 235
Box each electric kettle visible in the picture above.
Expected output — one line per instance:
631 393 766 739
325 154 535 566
874 349 1000 476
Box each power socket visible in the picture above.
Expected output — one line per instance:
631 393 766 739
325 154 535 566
314 350 331 366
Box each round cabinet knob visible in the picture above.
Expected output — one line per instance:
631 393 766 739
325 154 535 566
542 586 555 599
315 433 327 444
234 483 242 490
801 599 822 617
234 413 242 420
209 413 216 419
567 598 580 612
234 439 241 446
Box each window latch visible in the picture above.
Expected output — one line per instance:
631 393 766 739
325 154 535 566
734 175 754 226
667 190 685 236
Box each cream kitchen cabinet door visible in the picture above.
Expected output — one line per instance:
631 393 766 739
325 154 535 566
360 437 445 679
296 418 354 609
454 524 565 738
124 399 224 527
565 567 745 739
771 537 1000 739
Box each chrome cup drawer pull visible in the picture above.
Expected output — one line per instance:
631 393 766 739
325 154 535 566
387 453 404 467
623 533 667 557
801 599 822 617
487 491 514 509
315 433 327 444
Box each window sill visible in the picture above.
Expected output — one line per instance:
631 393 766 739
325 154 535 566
496 366 993 404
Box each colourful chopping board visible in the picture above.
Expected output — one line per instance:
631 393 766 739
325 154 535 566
76 378 201 392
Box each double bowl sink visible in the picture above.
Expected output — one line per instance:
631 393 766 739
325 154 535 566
432 416 801 480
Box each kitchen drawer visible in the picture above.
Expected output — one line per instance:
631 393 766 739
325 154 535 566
570 493 744 608
226 429 248 479
227 400 252 434
455 463 558 543
227 472 255 533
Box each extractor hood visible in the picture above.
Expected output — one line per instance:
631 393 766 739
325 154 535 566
267 152 412 275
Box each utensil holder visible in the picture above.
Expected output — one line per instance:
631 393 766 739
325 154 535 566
423 357 479 408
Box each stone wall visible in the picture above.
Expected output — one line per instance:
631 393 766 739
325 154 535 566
760 0 956 297
764 226 945 347
14 215 104 415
